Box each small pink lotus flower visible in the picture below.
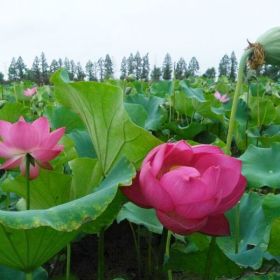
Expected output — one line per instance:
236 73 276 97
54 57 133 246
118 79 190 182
24 87 37 97
214 91 230 103
0 116 65 179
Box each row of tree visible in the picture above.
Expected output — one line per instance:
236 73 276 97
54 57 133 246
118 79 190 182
2 51 279 84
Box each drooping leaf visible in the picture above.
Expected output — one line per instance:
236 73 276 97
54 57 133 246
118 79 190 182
0 158 135 271
117 202 163 234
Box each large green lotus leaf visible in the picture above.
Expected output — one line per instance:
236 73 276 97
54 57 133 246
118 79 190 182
167 240 242 279
68 130 96 158
44 105 85 133
1 170 72 209
267 218 280 256
0 226 76 272
117 202 163 234
0 265 48 279
172 91 195 117
126 94 167 131
51 70 161 174
69 158 103 199
124 103 148 128
149 80 173 97
179 80 205 102
0 103 27 122
217 193 270 269
240 144 280 188
0 158 135 271
249 97 276 126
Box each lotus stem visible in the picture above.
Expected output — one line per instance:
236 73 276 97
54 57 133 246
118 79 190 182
203 237 216 280
225 49 252 154
25 154 32 210
25 272 33 280
97 228 105 280
128 222 142 279
165 230 173 280
66 243 71 280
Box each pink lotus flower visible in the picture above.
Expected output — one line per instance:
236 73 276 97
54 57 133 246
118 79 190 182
122 141 246 236
24 87 37 97
0 116 65 179
214 91 230 103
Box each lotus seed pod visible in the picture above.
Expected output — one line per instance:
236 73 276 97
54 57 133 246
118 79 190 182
247 26 280 69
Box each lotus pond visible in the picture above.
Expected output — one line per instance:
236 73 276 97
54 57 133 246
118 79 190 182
0 28 280 280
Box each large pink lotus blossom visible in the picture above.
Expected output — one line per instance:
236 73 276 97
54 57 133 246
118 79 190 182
0 116 65 179
24 87 37 97
122 141 246 236
214 91 230 103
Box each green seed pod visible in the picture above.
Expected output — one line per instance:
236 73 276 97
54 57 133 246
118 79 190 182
248 26 280 69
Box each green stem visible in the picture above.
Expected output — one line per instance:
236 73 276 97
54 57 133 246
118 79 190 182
25 154 32 210
147 231 152 277
203 237 216 280
234 203 240 254
66 243 71 280
225 49 252 154
128 222 141 279
165 230 173 280
97 229 105 280
25 272 33 280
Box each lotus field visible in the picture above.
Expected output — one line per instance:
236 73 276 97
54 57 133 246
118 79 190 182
0 27 280 280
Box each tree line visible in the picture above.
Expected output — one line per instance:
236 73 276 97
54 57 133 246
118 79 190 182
1 51 279 84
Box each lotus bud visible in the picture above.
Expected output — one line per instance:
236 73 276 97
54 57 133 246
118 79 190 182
247 26 280 69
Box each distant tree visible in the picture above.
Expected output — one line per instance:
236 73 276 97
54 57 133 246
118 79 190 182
31 56 41 84
134 51 142 80
151 65 162 81
162 53 172 80
203 67 216 79
120 57 127 80
16 56 26 80
69 60 76 80
174 58 187 80
218 54 230 77
40 52 49 84
97 58 105 81
85 60 97 81
262 65 280 80
50 59 59 73
75 62 86 81
58 58 63 68
229 51 237 81
141 53 150 81
104 54 114 79
8 57 18 81
187 57 200 76
0 72 4 83
127 53 135 75
64 58 71 77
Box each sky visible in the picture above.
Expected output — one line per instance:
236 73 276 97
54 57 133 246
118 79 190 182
0 0 279 77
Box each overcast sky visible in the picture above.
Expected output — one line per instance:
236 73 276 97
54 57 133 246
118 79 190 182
0 0 279 77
